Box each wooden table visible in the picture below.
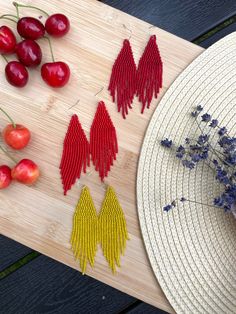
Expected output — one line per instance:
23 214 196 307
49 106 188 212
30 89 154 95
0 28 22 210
0 0 203 312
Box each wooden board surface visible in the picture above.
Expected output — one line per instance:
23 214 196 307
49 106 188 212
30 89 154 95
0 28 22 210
0 0 203 312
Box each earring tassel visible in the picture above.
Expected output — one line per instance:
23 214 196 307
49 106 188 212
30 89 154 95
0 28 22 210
70 187 98 274
60 115 90 195
99 186 129 273
136 35 163 113
90 101 118 181
108 39 137 119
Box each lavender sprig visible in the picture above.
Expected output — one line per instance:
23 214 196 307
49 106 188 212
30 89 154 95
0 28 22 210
161 105 236 214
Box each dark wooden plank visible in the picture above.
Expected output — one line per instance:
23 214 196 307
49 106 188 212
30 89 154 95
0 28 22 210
0 235 32 272
102 0 236 41
198 22 236 48
0 255 136 314
127 302 168 314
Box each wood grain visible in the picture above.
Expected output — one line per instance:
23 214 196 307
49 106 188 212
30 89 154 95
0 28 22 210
0 235 32 272
0 255 136 314
128 302 168 314
102 0 236 41
0 0 203 312
199 22 236 48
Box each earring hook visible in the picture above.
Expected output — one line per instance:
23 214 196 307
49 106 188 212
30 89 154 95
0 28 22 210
148 25 155 36
101 180 109 191
68 99 80 110
122 23 132 41
94 86 104 97
76 170 93 189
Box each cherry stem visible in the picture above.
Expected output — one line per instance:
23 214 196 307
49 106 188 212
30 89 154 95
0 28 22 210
0 16 17 23
0 107 16 128
14 2 20 19
0 144 17 164
44 36 55 62
1 14 18 19
13 2 49 17
1 55 9 63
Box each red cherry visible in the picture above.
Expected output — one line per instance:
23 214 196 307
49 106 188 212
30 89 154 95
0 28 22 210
41 61 70 88
3 124 31 150
45 14 70 37
0 26 16 54
16 39 42 67
11 159 39 185
0 165 12 189
17 17 45 40
5 61 29 87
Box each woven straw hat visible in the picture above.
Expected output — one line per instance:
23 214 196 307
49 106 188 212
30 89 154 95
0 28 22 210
137 33 236 314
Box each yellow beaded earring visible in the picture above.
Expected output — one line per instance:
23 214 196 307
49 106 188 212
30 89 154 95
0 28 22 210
71 185 129 274
70 186 98 274
98 186 129 273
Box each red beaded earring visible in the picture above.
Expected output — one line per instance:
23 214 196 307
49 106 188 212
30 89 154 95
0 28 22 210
108 39 137 119
136 35 163 113
90 101 118 181
60 115 90 195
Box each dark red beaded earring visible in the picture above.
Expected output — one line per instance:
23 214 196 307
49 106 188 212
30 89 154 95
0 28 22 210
136 35 163 113
90 101 118 181
60 114 90 195
108 39 137 119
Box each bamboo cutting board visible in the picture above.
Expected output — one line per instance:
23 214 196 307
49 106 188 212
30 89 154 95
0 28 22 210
0 0 203 312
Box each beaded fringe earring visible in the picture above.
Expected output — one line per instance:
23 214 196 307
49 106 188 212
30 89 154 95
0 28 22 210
108 39 137 119
70 186 128 274
90 101 118 181
70 186 98 274
60 115 90 195
136 35 163 113
99 186 129 273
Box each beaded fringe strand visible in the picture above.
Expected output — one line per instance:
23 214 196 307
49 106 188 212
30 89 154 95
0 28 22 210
70 186 98 274
90 101 118 181
108 39 137 119
136 35 163 113
60 115 90 195
99 186 129 273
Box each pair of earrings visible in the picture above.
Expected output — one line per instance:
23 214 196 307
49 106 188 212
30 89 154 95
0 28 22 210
71 185 129 274
109 35 163 119
60 101 118 195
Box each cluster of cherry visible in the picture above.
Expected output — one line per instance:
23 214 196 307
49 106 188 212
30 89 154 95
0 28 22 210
0 2 70 88
0 107 39 190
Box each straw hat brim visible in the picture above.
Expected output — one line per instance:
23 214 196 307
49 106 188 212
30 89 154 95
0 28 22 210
137 33 236 314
